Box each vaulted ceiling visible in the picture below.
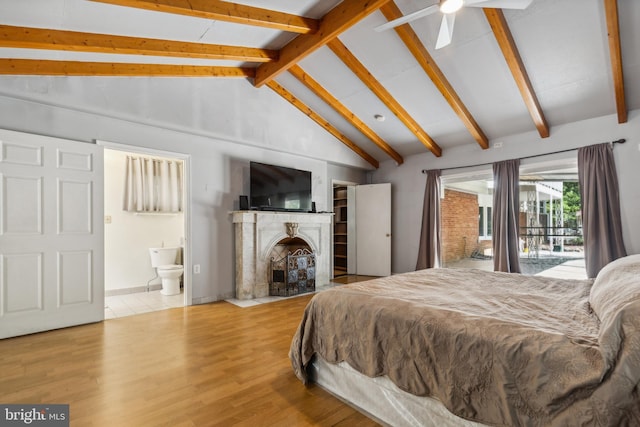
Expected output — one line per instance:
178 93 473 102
0 0 638 169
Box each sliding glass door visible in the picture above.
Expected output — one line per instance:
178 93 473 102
440 160 586 279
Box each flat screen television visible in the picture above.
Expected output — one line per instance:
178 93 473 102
250 161 312 212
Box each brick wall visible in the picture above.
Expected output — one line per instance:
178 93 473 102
441 189 479 263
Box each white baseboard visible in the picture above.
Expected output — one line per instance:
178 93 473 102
192 290 234 305
192 296 217 305
105 284 163 296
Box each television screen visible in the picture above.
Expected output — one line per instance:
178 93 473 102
250 162 312 212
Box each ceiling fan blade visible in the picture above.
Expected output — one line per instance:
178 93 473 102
374 4 440 32
435 13 455 49
464 0 533 9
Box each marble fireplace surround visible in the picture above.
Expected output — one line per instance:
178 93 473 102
233 211 333 300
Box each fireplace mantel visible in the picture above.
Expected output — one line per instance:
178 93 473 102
232 211 333 300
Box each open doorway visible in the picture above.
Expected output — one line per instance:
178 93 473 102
331 181 392 282
441 160 586 279
332 181 356 278
100 142 191 319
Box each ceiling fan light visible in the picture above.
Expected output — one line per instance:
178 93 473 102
440 0 463 14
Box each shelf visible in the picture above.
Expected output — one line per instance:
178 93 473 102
334 224 347 234
333 186 349 272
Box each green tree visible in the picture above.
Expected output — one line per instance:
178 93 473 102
563 182 581 228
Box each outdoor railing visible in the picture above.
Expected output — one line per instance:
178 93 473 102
519 226 583 258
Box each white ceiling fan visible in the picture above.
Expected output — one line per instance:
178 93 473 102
375 0 533 49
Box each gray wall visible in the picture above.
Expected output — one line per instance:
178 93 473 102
0 95 369 304
371 110 640 274
2 89 637 295
326 162 368 207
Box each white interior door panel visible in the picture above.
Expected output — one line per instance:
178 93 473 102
355 183 391 277
0 129 104 339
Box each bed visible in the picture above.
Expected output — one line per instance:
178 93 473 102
289 254 640 426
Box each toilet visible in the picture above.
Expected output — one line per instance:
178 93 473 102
149 247 183 296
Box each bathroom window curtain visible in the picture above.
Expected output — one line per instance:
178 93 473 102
416 169 442 270
123 155 183 213
578 143 627 278
492 159 521 273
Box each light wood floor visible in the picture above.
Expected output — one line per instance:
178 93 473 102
330 275 379 285
0 294 379 427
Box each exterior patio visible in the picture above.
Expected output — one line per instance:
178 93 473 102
446 256 587 280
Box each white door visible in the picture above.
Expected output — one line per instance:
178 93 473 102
0 129 104 339
355 183 391 277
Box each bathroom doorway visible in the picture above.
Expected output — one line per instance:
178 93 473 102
100 142 191 319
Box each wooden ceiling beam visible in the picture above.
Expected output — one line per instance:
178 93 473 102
288 65 404 164
0 25 277 63
484 8 549 138
89 0 318 34
254 0 391 87
380 2 488 150
0 59 255 77
604 0 627 123
266 80 379 169
327 38 442 157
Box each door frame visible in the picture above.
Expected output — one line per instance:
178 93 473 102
97 140 192 306
331 180 357 278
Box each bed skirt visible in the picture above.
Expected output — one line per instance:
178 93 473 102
309 356 489 427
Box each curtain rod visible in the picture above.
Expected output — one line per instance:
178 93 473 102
421 138 626 174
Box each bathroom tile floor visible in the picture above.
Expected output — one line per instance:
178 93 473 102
105 290 184 319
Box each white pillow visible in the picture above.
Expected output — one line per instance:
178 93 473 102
589 254 640 321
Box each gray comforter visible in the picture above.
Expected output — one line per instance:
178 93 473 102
290 265 640 426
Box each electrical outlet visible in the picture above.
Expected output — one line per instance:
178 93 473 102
494 141 503 149
193 264 201 274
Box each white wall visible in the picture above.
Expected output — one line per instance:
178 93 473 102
103 149 184 292
0 95 369 303
372 110 640 274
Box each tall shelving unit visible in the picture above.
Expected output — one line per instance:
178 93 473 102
333 185 348 275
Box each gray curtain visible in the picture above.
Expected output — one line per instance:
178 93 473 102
578 143 627 278
416 170 442 270
492 159 521 273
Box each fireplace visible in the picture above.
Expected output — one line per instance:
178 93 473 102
232 211 332 300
